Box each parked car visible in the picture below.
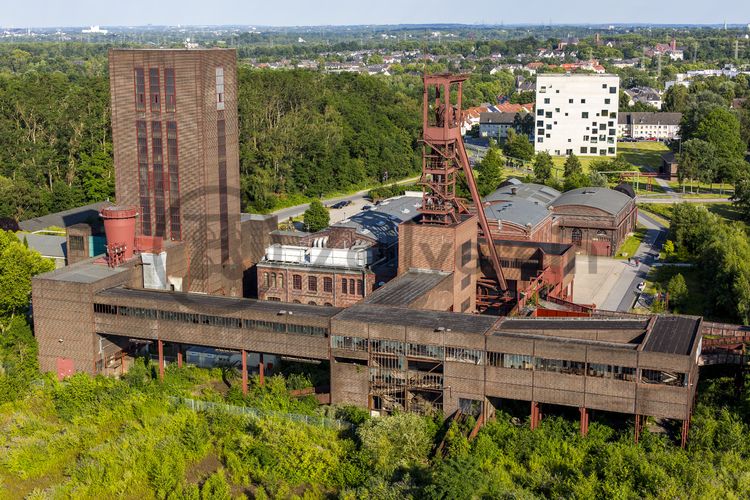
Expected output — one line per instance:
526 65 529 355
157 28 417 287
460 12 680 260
636 281 646 291
362 205 372 210
330 200 351 209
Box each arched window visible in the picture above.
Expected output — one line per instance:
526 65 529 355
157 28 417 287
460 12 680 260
278 274 284 289
572 228 583 246
324 302 333 307
308 276 318 292
293 274 302 290
263 272 269 288
308 301 317 306
271 273 277 288
323 277 333 293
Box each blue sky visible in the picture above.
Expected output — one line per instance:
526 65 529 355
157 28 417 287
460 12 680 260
2 0 749 28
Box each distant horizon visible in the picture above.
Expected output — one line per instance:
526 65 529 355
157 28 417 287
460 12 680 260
4 22 750 29
3 0 749 30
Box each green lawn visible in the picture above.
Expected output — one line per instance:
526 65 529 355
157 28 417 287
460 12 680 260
616 141 670 170
615 227 647 259
550 155 601 174
638 206 672 227
668 180 734 196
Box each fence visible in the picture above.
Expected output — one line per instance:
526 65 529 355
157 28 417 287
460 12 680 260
168 396 351 430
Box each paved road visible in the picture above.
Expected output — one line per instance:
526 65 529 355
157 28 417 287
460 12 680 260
599 211 668 312
272 176 420 222
636 196 730 204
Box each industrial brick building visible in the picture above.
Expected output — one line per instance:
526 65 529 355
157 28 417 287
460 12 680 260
30 56 702 443
109 49 243 296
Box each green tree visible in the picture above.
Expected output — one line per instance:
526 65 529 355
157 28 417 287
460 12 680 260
78 143 115 202
357 412 435 476
664 84 690 112
503 129 534 161
678 139 716 186
200 469 231 500
732 176 750 222
563 153 583 178
667 273 689 309
477 147 504 196
563 171 591 191
303 199 330 232
0 231 55 317
694 107 745 161
533 152 553 183
0 316 39 404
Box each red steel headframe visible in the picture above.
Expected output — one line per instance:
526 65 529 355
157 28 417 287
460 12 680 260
418 73 507 291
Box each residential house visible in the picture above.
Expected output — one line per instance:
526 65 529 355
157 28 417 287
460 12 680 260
624 87 663 110
618 112 682 140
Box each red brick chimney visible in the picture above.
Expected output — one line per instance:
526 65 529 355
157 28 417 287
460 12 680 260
671 37 676 51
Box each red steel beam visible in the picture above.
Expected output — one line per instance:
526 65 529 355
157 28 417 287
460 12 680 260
241 349 248 396
157 339 164 381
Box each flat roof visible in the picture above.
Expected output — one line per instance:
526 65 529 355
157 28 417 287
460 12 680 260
497 318 649 331
96 287 342 318
40 259 129 284
364 270 452 306
19 201 111 232
494 331 639 350
333 303 499 334
644 316 701 355
241 213 276 222
21 233 66 259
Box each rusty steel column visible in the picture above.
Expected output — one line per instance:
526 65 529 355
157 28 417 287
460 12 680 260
634 414 641 444
530 401 540 430
681 418 690 449
241 349 248 396
580 407 589 437
259 353 265 386
177 347 183 368
157 339 164 380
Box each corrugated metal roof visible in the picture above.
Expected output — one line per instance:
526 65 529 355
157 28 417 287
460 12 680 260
484 199 551 228
485 180 561 206
333 194 422 244
644 316 701 355
552 187 632 216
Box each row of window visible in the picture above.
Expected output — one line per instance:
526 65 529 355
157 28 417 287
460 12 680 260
269 273 363 296
134 67 176 113
93 303 328 337
330 335 686 386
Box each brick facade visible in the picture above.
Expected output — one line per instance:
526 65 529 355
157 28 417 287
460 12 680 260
109 49 242 296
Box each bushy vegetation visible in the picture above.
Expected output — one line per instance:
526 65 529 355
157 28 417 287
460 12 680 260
4 365 750 498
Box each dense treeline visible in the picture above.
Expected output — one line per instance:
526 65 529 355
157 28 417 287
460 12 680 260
669 204 750 324
0 70 113 219
237 69 421 211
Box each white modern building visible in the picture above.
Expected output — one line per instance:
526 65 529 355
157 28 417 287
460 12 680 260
534 74 620 157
